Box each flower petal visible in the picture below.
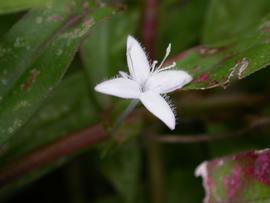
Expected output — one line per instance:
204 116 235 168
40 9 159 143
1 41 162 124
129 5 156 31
145 70 192 94
140 91 175 130
95 78 141 99
127 35 150 84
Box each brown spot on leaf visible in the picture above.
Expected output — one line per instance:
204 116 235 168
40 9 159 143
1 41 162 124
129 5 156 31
262 23 270 33
48 15 65 22
81 1 89 9
21 69 40 91
197 46 219 56
83 18 94 27
192 65 199 72
223 53 235 61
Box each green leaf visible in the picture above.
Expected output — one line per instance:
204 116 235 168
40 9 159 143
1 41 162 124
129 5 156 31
0 72 97 165
170 0 270 90
0 0 114 145
0 72 98 200
158 0 209 54
0 0 48 14
99 140 141 203
196 149 270 203
0 14 19 38
0 0 72 97
173 14 270 90
203 0 270 45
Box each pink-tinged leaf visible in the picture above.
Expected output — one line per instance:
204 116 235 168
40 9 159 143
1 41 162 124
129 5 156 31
169 12 270 90
196 149 270 203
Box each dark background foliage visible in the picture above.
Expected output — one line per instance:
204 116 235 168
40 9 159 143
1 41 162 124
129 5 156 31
0 0 270 202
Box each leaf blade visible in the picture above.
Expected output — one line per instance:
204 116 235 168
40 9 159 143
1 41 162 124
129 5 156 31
196 149 270 203
171 14 270 90
0 0 48 14
0 0 114 145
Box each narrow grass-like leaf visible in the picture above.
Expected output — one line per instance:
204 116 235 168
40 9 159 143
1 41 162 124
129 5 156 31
0 0 49 14
0 72 98 199
0 0 74 97
0 0 114 145
0 72 97 165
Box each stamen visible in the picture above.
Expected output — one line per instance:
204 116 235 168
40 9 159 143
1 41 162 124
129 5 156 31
151 60 158 72
155 62 176 73
156 43 171 71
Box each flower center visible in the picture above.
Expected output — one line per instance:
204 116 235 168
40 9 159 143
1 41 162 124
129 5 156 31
140 82 148 92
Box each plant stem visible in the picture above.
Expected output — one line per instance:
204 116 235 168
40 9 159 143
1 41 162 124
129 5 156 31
111 99 139 134
0 124 108 188
65 160 87 203
142 0 158 58
150 117 270 143
146 139 165 203
141 0 164 202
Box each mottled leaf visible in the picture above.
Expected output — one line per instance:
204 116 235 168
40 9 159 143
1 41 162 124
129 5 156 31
0 72 97 166
173 14 270 90
0 0 114 145
196 149 270 203
0 72 99 200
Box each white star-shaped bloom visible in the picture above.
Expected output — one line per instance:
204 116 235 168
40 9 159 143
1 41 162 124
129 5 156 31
95 35 192 130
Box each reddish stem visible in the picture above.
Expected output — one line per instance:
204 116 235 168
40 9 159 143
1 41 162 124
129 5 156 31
142 1 165 203
0 125 108 187
142 0 158 58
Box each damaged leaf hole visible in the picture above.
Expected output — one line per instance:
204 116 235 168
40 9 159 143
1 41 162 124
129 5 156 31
223 57 249 88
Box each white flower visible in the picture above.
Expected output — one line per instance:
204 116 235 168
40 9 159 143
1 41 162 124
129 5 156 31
95 35 192 130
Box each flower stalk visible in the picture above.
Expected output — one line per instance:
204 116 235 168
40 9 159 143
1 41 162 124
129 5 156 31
95 35 192 130
111 99 139 134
